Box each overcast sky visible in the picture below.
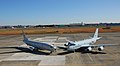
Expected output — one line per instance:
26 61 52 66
0 0 120 25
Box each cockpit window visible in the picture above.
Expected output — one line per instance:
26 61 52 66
50 46 53 48
69 43 75 46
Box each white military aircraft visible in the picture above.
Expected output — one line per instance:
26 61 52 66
22 31 56 53
64 28 117 52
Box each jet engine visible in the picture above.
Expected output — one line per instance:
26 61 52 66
87 47 92 51
98 46 104 51
64 42 72 46
64 42 69 46
29 46 35 51
29 46 38 51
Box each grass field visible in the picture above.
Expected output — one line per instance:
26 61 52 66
0 26 120 35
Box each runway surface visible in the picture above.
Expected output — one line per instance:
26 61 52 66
0 33 120 66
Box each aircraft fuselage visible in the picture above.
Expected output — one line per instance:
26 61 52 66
23 40 55 52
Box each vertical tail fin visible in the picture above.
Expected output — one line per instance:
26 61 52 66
22 30 28 41
93 28 98 38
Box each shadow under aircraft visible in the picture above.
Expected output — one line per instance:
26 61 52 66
57 47 106 55
0 46 50 55
0 46 106 55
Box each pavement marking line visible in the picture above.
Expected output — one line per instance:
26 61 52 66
79 53 83 64
87 53 94 62
1 36 66 66
38 56 65 66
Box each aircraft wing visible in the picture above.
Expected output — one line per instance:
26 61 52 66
82 44 118 47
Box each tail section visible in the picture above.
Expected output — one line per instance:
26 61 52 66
93 28 102 40
93 28 98 38
22 30 28 41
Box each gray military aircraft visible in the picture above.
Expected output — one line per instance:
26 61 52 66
22 31 56 53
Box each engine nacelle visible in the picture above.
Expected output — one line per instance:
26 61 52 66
87 47 92 51
64 42 68 46
64 42 70 46
29 46 38 51
29 46 35 51
98 46 104 51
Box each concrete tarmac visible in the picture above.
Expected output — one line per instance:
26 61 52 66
0 33 120 66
